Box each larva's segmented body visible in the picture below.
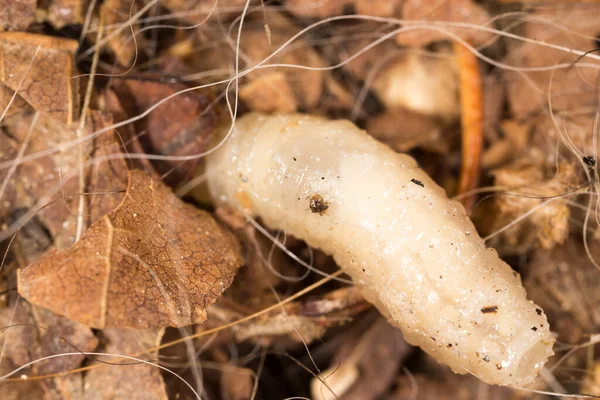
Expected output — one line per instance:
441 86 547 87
206 113 554 387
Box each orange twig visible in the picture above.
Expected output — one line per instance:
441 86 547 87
455 41 483 214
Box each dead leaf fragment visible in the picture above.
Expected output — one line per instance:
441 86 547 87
396 0 494 47
0 110 129 264
286 0 402 18
0 32 79 124
100 0 143 67
111 79 218 185
367 109 445 153
503 7 600 118
239 71 298 113
40 0 85 28
482 159 578 253
18 169 243 329
312 317 411 400
0 0 36 31
84 328 167 400
0 300 98 399
525 239 600 345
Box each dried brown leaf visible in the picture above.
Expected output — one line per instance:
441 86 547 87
84 328 167 400
367 109 445 153
525 239 600 346
100 0 143 67
189 12 325 111
0 32 79 124
0 300 98 399
18 170 243 328
286 0 402 18
1 111 129 263
0 0 36 31
482 159 578 253
396 0 493 47
239 71 298 113
40 0 85 28
503 7 600 118
110 79 217 185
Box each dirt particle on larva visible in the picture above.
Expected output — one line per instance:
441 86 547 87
483 355 490 362
531 326 538 331
309 194 329 215
536 308 542 316
481 306 498 314
496 364 502 370
410 178 424 187
583 155 596 167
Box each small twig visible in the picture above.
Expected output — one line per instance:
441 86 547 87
75 12 104 242
455 41 483 214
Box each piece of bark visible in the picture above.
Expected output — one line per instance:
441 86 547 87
0 32 79 125
18 170 243 328
396 0 494 47
84 328 167 400
0 0 36 31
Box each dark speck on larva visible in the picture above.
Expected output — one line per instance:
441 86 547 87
411 178 424 187
309 194 329 215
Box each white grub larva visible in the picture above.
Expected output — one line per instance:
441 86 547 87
206 113 555 387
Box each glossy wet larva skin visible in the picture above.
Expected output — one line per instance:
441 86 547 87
206 113 554 387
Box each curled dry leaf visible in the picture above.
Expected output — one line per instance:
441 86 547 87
18 170 243 329
110 79 218 185
0 0 36 31
0 300 98 399
84 328 167 400
0 32 79 124
396 0 494 47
